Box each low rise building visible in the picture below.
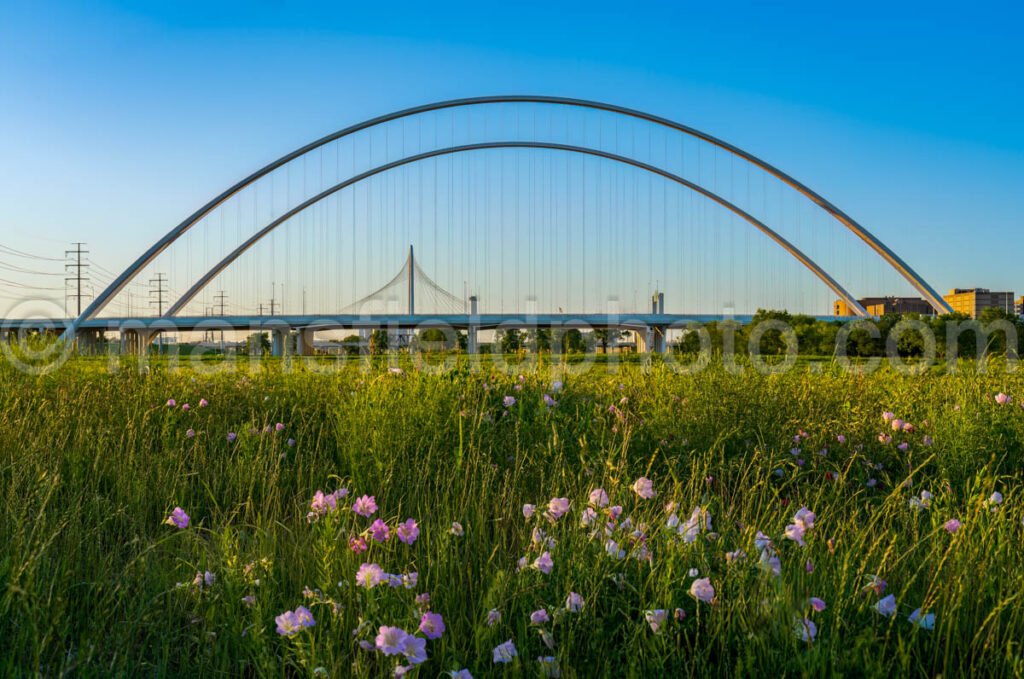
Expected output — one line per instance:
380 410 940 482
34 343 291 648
942 288 1015 319
833 296 934 317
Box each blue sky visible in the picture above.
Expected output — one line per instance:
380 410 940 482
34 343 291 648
1 0 1022 314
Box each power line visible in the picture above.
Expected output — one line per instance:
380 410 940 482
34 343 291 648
0 243 65 262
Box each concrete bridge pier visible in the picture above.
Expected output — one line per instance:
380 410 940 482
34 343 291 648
297 328 315 356
467 295 479 354
120 329 155 355
76 329 101 355
271 328 288 357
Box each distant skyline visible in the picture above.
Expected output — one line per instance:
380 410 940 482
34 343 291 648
1 0 1022 314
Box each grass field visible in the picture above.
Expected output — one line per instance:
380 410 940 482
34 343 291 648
1 356 1023 677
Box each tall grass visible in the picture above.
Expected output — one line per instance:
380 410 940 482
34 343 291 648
0 357 1022 676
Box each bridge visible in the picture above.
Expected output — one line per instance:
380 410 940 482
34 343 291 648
1 96 950 354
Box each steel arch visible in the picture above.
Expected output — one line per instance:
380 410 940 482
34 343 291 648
66 96 951 337
164 141 868 318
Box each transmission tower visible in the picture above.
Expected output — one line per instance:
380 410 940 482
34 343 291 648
149 273 168 316
65 242 90 316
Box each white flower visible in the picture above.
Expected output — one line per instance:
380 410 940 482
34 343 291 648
689 577 715 604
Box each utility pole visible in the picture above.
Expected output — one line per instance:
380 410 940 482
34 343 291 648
149 273 168 316
268 296 277 315
65 242 90 316
213 290 228 316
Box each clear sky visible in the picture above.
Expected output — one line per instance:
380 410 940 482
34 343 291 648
1 0 1022 314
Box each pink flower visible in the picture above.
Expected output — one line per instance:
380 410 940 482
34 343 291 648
944 518 961 533
882 411 895 423
402 635 427 665
349 536 368 553
784 522 806 546
352 495 378 517
164 507 190 529
810 597 827 612
503 396 516 408
375 626 409 655
631 477 656 499
534 551 554 574
276 606 315 636
198 398 208 407
546 497 570 520
523 504 536 519
166 399 176 408
181 403 190 412
275 422 285 432
227 432 237 442
369 519 390 542
530 608 550 624
419 611 445 639
644 609 667 633
356 562 384 588
878 433 892 444
588 488 609 508
891 418 905 432
565 592 584 612
898 442 909 452
995 392 1011 405
689 577 715 603
492 639 518 663
397 518 420 545
186 428 195 438
836 434 846 444
486 609 501 626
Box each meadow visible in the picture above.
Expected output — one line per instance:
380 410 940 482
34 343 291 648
1 355 1023 677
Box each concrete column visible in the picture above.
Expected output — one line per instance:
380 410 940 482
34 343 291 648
271 328 287 357
297 328 315 356
467 295 479 354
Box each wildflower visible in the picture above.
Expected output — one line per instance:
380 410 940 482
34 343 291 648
588 488 609 508
368 519 390 542
349 536 368 553
167 398 176 407
198 398 208 407
674 608 686 621
419 612 445 639
534 551 554 574
186 428 195 438
181 403 190 412
891 418 905 432
836 434 846 444
882 411 895 423
165 507 190 529
726 549 747 563
546 497 570 520
995 392 1011 405
356 562 384 588
806 559 814 573
352 495 378 518
680 506 712 543
645 609 668 633
566 592 584 612
241 595 256 607
530 609 550 624
922 435 934 446
920 490 934 507
795 617 817 642
666 512 680 529
503 396 516 408
689 577 715 604
402 572 419 589
486 609 501 626
865 575 887 595
943 518 961 533
542 394 557 408
987 491 1003 509
908 608 935 630
523 504 536 519
449 671 473 679
581 507 598 527
632 477 656 499
492 639 518 664
276 606 315 636
450 521 464 536
537 656 560 677
810 597 827 612
226 431 237 442
552 380 563 391
396 518 419 545
760 550 781 577
287 438 296 447
275 422 285 432
898 442 909 452
784 522 806 546
607 505 623 521
605 539 626 560
376 626 409 655
754 531 773 551
402 636 428 665
875 594 897 617
878 434 891 444
415 592 430 607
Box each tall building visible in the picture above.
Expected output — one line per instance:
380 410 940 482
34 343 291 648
942 288 1015 319
833 297 934 317
1015 296 1024 317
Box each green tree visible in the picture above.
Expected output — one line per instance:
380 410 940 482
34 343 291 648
498 328 522 354
369 329 389 355
592 328 622 353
